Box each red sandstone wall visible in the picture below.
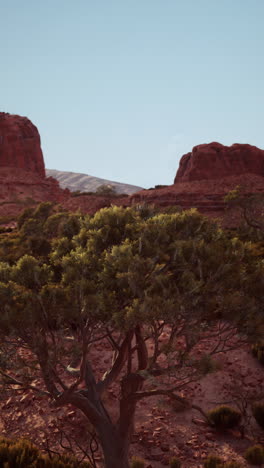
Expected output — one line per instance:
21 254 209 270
0 112 45 177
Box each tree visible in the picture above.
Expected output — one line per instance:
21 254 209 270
224 185 264 236
95 184 117 196
0 206 263 467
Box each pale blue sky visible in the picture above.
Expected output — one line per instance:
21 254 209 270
1 1 263 187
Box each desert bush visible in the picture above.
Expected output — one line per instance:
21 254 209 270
169 456 182 467
0 437 39 466
252 402 264 429
244 444 264 465
130 456 146 467
252 341 264 365
207 405 241 430
0 437 90 467
197 353 222 375
203 454 223 467
96 184 117 196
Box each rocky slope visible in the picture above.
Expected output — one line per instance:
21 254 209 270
46 169 143 195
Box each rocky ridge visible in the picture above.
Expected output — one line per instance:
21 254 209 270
46 169 143 195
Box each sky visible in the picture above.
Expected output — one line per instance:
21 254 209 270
1 1 264 188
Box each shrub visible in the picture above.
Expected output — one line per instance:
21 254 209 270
207 405 241 430
203 454 223 467
169 456 182 467
252 402 264 429
130 456 145 467
96 184 117 196
244 445 264 465
0 437 90 467
252 342 264 365
197 353 222 375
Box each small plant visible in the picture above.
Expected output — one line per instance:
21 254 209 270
169 456 182 467
244 444 264 465
0 437 90 467
252 341 264 365
252 402 264 429
197 353 222 375
203 454 223 468
207 405 241 430
130 456 146 468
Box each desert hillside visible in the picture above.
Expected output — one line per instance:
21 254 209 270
46 169 143 195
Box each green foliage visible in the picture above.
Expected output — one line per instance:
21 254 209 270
130 456 145 468
252 341 264 365
0 437 90 467
207 406 241 430
0 205 264 466
252 402 264 429
224 185 242 204
26 236 52 257
17 207 35 230
203 454 223 468
169 456 182 467
244 445 264 465
96 184 117 195
225 186 264 240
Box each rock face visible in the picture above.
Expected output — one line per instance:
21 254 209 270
174 142 264 183
0 112 45 177
0 113 71 218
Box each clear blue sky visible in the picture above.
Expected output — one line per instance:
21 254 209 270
1 1 263 188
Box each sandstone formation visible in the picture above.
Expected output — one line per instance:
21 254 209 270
0 113 72 218
174 142 264 183
131 143 264 225
0 112 45 177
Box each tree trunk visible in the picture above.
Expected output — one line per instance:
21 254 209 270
97 422 130 468
57 390 131 468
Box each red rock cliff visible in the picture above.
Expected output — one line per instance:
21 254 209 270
0 112 45 177
174 142 264 183
130 142 264 226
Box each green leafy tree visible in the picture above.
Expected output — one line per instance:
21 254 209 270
224 186 264 236
0 207 263 468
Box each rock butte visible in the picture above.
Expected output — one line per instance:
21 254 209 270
174 142 264 183
131 142 264 224
0 112 45 177
0 113 70 217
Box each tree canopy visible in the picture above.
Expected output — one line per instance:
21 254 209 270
0 205 263 467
